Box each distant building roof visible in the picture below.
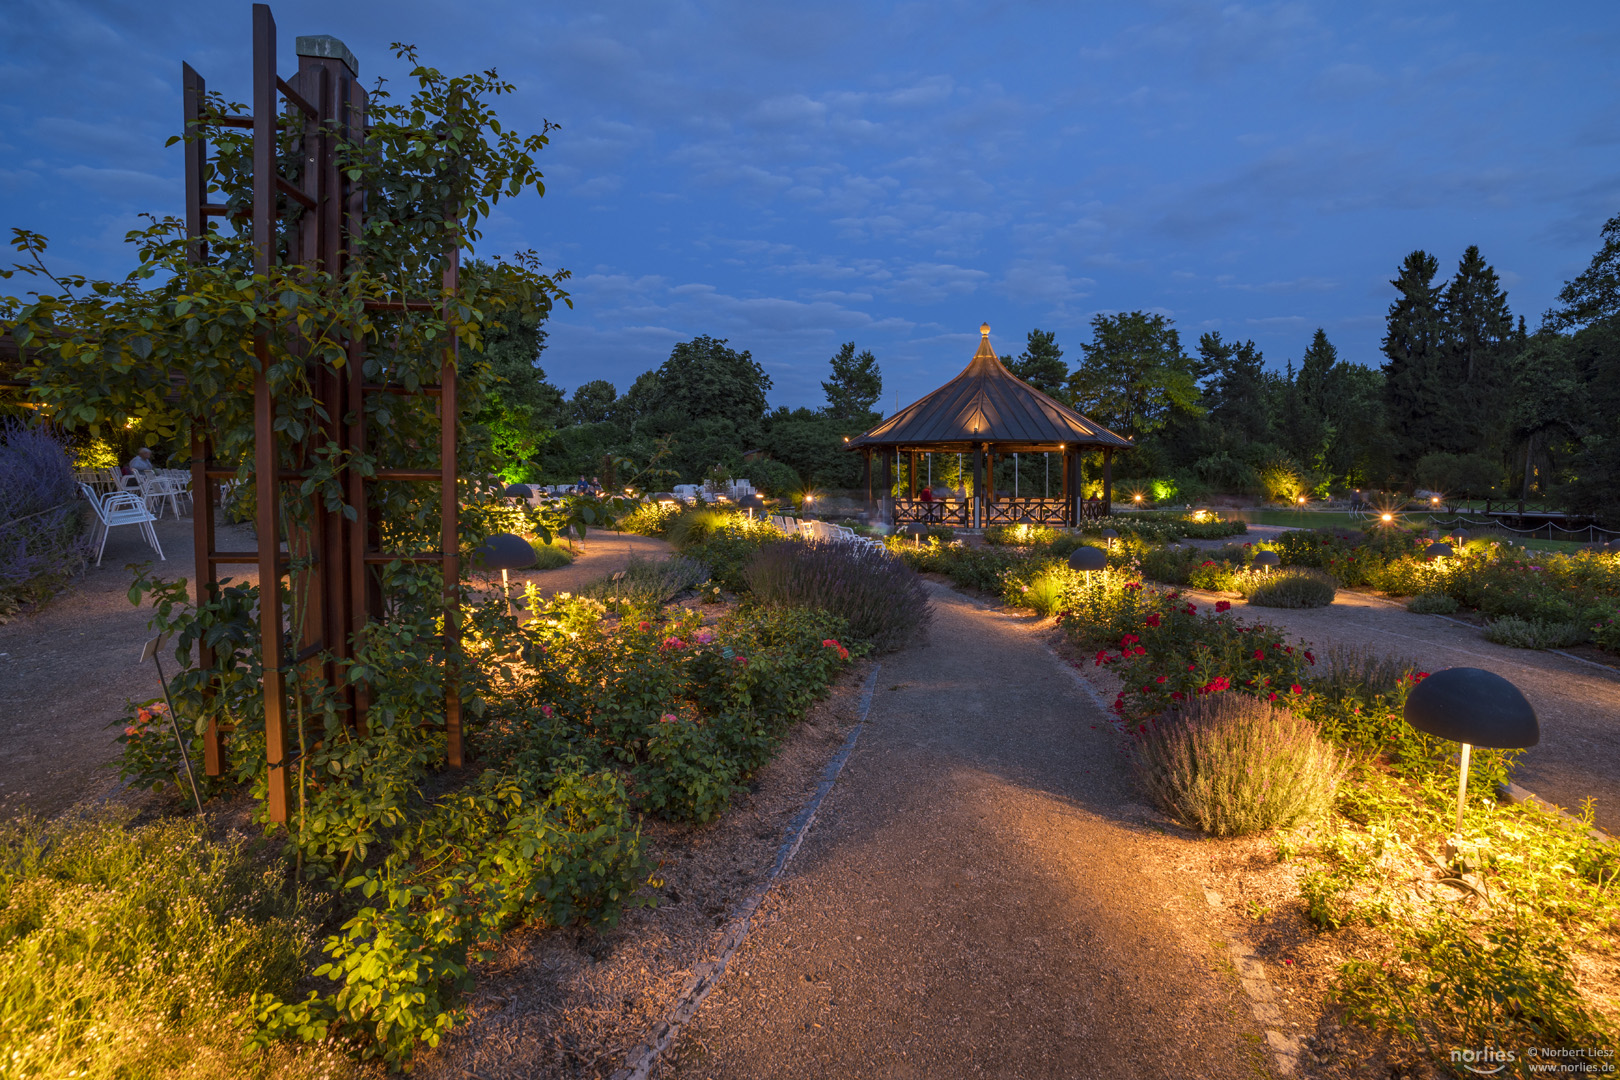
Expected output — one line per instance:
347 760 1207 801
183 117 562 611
846 324 1132 451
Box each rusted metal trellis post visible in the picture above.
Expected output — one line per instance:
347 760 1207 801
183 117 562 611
183 4 462 821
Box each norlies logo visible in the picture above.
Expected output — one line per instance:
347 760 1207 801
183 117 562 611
1453 1047 1516 1076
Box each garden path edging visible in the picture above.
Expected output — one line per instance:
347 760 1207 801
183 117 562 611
609 663 882 1080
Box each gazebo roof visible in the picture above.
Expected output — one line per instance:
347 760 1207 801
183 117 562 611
846 324 1132 451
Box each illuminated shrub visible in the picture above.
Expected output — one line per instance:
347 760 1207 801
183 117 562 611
1132 694 1345 837
744 539 931 652
1245 567 1337 608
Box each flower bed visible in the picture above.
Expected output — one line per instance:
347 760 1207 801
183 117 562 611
102 570 863 1070
1055 573 1619 1064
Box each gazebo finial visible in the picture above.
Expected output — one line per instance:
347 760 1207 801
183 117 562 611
980 321 990 338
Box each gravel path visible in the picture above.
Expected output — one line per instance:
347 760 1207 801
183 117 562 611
1182 585 1620 836
666 582 1273 1080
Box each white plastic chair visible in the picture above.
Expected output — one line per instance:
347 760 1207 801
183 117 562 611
80 482 164 565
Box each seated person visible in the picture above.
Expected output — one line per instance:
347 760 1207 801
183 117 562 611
919 485 933 503
129 448 157 475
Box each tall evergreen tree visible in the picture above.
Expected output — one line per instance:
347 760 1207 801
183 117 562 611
1067 312 1203 439
1198 332 1270 446
1380 250 1444 477
1005 329 1067 397
1437 245 1514 454
822 342 883 421
1549 210 1620 330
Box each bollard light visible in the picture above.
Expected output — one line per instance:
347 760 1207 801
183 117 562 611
1068 545 1107 582
474 532 538 616
1252 549 1280 574
1404 667 1539 832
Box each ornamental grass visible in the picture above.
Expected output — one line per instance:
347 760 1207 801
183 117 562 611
1131 694 1346 838
744 538 932 652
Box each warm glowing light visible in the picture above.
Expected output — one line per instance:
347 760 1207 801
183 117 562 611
1133 494 1143 502
124 418 139 430
843 437 849 443
1381 513 1394 523
1431 496 1440 506
1297 496 1306 505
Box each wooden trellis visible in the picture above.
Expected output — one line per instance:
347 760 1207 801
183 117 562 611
184 4 462 822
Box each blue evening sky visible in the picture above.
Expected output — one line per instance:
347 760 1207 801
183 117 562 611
2 1 1617 411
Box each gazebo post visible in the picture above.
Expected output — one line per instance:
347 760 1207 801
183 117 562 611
972 443 984 529
863 449 872 515
1061 451 1070 524
1103 447 1114 510
909 451 917 500
880 449 893 525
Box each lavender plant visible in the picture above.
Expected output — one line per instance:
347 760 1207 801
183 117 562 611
0 419 91 616
1132 693 1346 837
744 538 932 652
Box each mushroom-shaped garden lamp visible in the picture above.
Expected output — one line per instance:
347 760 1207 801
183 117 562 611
739 493 766 519
1404 667 1539 831
1252 549 1280 574
474 532 538 616
503 483 532 502
1425 542 1454 560
1100 528 1120 551
1068 545 1108 584
901 522 928 548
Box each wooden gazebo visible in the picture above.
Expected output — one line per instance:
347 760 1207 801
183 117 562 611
846 323 1132 528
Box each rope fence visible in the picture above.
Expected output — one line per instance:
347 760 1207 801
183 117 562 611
1425 514 1620 544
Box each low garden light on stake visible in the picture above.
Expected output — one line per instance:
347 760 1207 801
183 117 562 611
902 522 928 548
474 533 538 617
1100 528 1119 551
740 493 765 519
1403 667 1539 832
1253 549 1280 574
1426 541 1454 560
140 633 204 811
1068 544 1107 583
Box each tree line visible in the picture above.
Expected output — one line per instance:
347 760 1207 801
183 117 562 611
485 212 1620 519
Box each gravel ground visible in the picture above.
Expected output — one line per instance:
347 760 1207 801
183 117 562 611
665 582 1274 1080
0 516 670 821
0 512 256 819
1180 585 1620 836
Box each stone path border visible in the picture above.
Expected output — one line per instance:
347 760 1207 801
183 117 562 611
610 664 882 1080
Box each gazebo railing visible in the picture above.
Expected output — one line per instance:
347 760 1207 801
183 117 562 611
983 498 1071 526
894 500 971 527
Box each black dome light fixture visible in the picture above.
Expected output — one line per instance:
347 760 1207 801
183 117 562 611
1252 549 1280 574
1425 541 1454 560
1100 528 1120 551
473 532 538 616
739 493 766 519
503 483 532 501
1068 544 1108 579
901 521 928 547
1404 667 1539 831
